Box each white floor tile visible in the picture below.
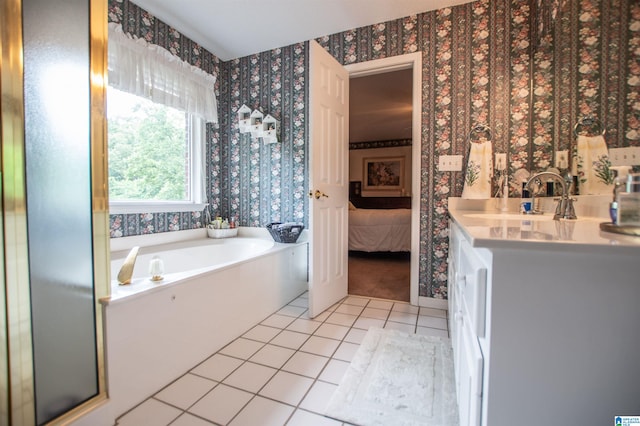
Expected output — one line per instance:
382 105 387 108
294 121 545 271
419 307 448 318
300 310 330 322
343 328 367 344
287 409 343 426
387 311 418 325
229 396 294 426
242 325 282 343
417 315 448 330
299 335 340 357
342 296 370 306
286 318 322 334
155 373 216 410
219 338 265 360
117 399 182 426
327 301 341 312
332 342 360 362
416 326 450 338
334 303 365 316
261 313 297 329
191 354 243 382
170 412 215 426
288 296 309 308
299 381 339 414
352 317 385 330
367 300 393 310
391 303 420 314
361 307 390 320
282 352 329 378
122 295 449 426
318 359 350 385
249 344 296 369
188 384 253 425
384 321 416 333
223 362 277 393
326 312 357 327
270 330 310 350
313 323 350 340
278 305 308 318
258 371 314 406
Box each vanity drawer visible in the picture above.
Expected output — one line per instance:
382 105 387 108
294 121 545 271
457 238 487 338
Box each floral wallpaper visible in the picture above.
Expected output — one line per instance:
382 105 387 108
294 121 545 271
107 0 221 237
108 0 640 299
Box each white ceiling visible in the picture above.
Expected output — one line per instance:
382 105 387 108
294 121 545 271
130 0 474 61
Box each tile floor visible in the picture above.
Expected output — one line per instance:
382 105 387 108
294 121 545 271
116 293 449 426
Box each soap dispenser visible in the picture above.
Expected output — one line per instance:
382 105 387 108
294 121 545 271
520 182 532 214
610 166 631 224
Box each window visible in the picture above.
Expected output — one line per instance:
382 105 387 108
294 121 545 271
107 87 206 214
107 22 217 214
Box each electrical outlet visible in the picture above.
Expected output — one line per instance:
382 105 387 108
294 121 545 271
438 155 463 172
610 147 640 166
555 150 568 169
495 153 507 171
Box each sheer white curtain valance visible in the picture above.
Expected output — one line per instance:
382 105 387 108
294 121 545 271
108 22 218 123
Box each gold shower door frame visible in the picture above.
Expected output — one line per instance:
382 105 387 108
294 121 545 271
0 0 110 423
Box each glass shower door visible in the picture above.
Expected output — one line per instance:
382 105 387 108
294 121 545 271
22 0 103 423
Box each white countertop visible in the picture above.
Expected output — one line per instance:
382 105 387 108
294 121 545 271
448 196 640 254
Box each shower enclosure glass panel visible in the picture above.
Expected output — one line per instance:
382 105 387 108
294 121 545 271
23 0 99 423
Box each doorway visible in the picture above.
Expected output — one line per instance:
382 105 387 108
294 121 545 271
345 53 422 305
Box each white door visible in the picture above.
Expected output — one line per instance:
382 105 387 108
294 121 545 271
307 40 349 318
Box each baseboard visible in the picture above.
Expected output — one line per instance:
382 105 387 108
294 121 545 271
418 296 448 311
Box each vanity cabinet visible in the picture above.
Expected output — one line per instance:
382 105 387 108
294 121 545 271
448 222 486 426
448 216 640 426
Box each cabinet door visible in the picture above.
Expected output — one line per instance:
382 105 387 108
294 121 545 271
459 238 487 337
458 316 483 426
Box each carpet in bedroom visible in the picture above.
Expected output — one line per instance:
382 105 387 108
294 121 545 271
348 251 410 302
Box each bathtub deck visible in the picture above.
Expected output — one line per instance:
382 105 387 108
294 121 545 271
114 292 450 425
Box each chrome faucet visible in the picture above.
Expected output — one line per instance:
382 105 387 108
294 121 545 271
525 171 577 220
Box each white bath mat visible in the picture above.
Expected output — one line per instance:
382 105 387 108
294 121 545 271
325 327 458 426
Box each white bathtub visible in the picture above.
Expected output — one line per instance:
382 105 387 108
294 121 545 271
109 236 276 300
100 228 308 422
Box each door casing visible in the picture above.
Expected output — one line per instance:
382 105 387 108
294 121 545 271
345 52 422 306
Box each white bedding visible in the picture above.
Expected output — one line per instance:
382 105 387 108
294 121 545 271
349 208 411 252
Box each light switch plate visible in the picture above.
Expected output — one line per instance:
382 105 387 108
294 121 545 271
610 147 640 166
438 155 463 171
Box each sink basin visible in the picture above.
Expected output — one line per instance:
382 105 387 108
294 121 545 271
463 212 603 222
463 213 554 221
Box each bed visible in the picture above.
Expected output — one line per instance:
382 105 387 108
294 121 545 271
348 206 411 252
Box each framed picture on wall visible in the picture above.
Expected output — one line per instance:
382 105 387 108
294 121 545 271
363 157 404 192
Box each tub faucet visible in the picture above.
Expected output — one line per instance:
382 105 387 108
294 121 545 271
525 171 577 220
117 246 139 285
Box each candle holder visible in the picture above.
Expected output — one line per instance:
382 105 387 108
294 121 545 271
148 256 164 282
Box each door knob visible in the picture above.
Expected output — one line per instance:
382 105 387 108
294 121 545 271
309 190 329 200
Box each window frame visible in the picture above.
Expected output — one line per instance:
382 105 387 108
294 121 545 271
108 113 207 214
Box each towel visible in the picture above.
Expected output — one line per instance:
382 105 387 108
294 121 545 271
462 140 493 199
576 135 613 195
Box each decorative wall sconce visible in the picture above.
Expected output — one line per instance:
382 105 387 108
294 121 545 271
262 114 279 144
237 104 252 133
236 104 280 144
249 109 264 137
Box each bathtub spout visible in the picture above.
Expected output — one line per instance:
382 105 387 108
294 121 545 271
117 246 139 285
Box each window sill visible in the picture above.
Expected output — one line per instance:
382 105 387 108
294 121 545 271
109 202 207 215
